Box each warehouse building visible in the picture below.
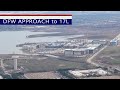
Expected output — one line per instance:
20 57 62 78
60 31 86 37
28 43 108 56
45 42 64 48
110 39 118 46
86 44 102 54
73 48 88 57
64 44 102 57
64 48 88 57
87 47 96 54
92 40 107 45
64 49 74 57
86 44 102 48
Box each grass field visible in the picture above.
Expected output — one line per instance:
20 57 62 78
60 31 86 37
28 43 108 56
3 55 95 73
94 46 120 66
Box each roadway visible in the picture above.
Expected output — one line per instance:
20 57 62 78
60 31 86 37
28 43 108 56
86 45 108 67
86 33 120 67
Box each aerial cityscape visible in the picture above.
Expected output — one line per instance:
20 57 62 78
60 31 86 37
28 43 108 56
1 11 120 79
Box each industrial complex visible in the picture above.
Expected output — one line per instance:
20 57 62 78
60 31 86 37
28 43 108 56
0 33 120 79
1 11 120 79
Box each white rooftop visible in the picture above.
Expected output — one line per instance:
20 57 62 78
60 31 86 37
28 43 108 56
86 44 101 47
12 55 19 59
0 76 3 79
69 68 108 77
65 48 88 51
87 47 96 50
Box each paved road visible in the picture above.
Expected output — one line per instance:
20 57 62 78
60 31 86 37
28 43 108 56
87 45 108 67
45 54 59 58
87 33 120 67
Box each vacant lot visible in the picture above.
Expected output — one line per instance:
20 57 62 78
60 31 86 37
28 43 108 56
94 46 120 66
24 71 61 79
3 55 95 73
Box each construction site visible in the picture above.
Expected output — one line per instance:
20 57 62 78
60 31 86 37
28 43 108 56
0 33 120 79
1 11 120 79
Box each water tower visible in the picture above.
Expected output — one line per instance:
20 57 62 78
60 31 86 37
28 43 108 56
0 58 4 69
12 55 19 70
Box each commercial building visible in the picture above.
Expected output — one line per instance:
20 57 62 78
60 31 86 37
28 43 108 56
87 47 96 54
86 44 102 54
64 44 102 57
64 49 74 57
110 39 118 46
64 48 88 57
92 40 107 45
22 45 36 50
73 48 88 57
86 44 101 48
